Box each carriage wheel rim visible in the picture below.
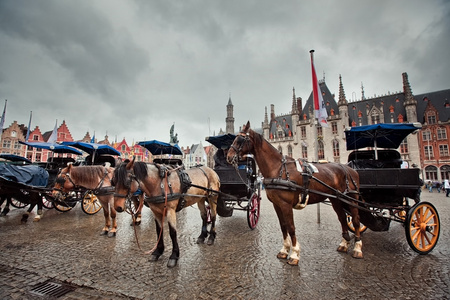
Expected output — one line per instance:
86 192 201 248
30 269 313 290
406 202 440 254
82 192 102 215
247 192 260 229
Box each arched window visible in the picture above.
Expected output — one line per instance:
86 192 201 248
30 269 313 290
302 144 308 159
440 165 450 180
425 165 438 181
400 139 408 154
333 139 339 157
278 146 283 154
318 140 324 160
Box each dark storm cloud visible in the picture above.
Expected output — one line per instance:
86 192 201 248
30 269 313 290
0 0 449 147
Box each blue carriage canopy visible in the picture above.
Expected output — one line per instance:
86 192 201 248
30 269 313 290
60 141 121 156
19 141 83 155
0 153 32 163
345 123 422 151
0 164 49 187
205 133 236 149
138 140 183 155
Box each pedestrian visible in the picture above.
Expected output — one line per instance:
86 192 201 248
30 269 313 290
428 181 433 192
445 179 450 197
436 181 441 193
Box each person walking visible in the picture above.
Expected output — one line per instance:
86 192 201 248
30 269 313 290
444 179 450 197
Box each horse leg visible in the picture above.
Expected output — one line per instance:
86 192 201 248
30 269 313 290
0 196 10 216
349 205 363 259
108 199 117 238
206 199 218 245
150 218 165 261
167 210 179 268
273 203 299 264
196 201 209 244
100 200 110 236
21 202 36 224
33 195 44 222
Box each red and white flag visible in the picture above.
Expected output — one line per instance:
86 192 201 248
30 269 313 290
310 50 328 127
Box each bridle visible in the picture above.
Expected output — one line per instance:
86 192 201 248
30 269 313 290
113 168 142 215
228 132 250 165
53 171 78 193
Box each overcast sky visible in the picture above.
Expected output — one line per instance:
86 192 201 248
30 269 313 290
1 0 449 148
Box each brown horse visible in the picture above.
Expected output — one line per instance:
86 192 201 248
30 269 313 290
227 121 362 265
52 164 122 237
113 159 220 268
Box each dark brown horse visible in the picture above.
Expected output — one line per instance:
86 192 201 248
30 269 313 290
52 164 122 237
227 121 362 265
113 159 220 268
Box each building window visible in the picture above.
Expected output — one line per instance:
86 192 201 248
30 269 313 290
318 140 324 160
400 139 408 154
397 114 404 123
437 128 447 140
425 165 438 181
331 122 338 135
2 140 11 148
441 165 450 180
300 126 306 139
278 146 282 154
287 145 293 158
439 144 449 157
33 135 39 141
317 126 322 136
422 131 431 141
121 145 126 151
424 146 433 159
302 145 308 159
371 113 380 124
333 140 339 157
427 113 436 124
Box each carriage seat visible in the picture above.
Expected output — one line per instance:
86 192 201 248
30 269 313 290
85 155 116 167
347 159 403 169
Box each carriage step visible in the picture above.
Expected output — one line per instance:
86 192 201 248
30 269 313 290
29 280 76 298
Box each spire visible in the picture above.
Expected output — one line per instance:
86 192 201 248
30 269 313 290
361 82 365 100
291 87 298 114
402 72 416 106
338 74 348 106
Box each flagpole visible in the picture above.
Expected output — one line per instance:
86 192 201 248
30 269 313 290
310 50 321 223
0 100 7 144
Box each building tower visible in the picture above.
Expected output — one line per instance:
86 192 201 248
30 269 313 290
226 96 235 134
402 72 418 123
338 75 349 126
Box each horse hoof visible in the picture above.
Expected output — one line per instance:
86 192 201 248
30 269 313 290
196 237 205 244
150 254 161 262
100 230 108 236
287 258 299 266
21 214 29 224
33 216 41 222
167 258 178 268
352 251 364 259
206 238 215 245
337 246 348 253
277 252 288 260
135 220 141 225
108 231 116 238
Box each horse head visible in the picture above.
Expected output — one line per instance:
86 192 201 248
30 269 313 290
52 164 76 200
227 121 254 165
113 157 140 212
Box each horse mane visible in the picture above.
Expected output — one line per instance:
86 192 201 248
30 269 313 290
133 162 149 181
70 165 105 186
249 128 282 157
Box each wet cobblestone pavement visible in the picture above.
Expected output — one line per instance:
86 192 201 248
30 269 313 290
1 190 449 299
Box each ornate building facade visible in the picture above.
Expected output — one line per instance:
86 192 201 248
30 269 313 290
263 72 450 182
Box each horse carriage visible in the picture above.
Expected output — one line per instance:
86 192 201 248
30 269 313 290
226 121 440 266
205 133 261 229
344 123 440 254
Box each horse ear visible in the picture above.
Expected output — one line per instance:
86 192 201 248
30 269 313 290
67 163 73 171
126 156 135 170
243 121 250 132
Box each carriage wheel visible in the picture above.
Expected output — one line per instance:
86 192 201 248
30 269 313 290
10 197 28 208
405 202 440 254
81 190 102 215
54 203 74 212
247 190 261 230
42 195 54 209
346 213 368 234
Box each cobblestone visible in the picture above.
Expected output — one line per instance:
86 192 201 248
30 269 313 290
0 190 449 299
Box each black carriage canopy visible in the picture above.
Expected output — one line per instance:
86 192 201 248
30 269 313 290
205 133 236 150
137 140 183 155
19 141 83 155
345 123 422 151
60 141 121 156
0 153 32 163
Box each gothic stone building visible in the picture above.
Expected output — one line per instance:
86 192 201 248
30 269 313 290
263 72 450 182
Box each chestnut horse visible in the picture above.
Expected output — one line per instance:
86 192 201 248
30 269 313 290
52 164 126 237
113 159 220 268
227 122 362 265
